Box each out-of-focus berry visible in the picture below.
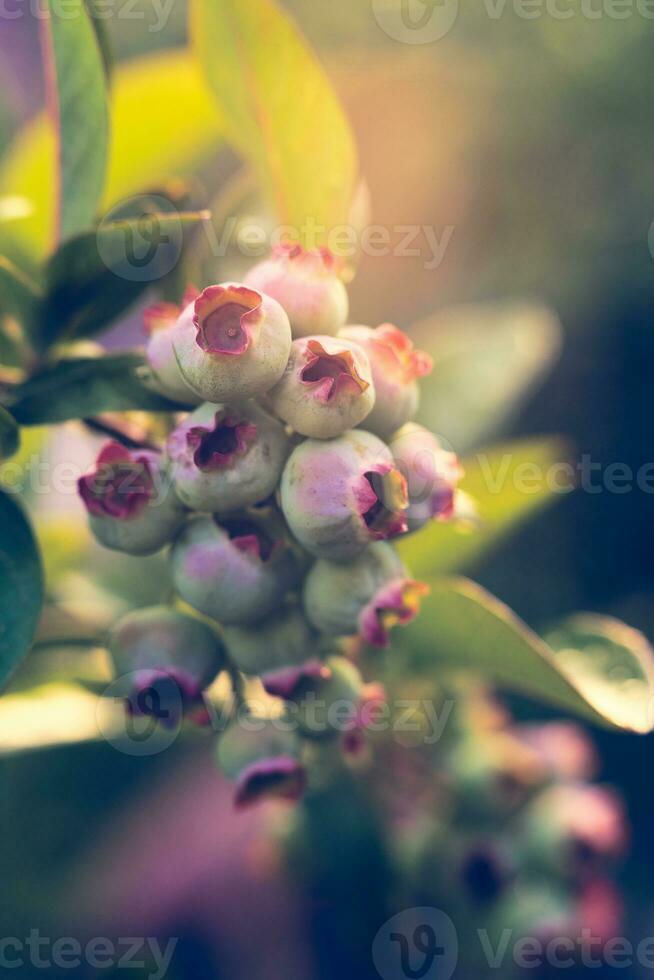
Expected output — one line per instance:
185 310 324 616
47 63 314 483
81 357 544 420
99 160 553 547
389 423 462 531
339 323 432 438
244 243 348 338
170 514 297 625
520 783 627 877
78 442 185 555
267 335 375 439
262 655 363 739
166 401 289 513
107 605 225 724
223 604 318 677
143 289 202 404
216 717 305 808
303 541 428 647
280 429 409 561
172 283 291 402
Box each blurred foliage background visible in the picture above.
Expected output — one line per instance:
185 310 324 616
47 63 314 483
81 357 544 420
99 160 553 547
1 2 653 977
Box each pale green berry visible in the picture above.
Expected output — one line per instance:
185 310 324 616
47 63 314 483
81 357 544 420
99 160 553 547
266 335 375 439
143 298 203 405
166 401 289 513
244 243 348 338
78 442 185 556
170 514 298 625
172 283 291 402
262 655 363 739
280 429 408 561
389 422 461 532
108 604 225 721
303 541 429 647
216 717 305 808
339 323 432 438
223 604 318 676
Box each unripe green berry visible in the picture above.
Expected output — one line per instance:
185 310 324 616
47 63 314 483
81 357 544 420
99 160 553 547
78 442 185 556
266 335 375 439
389 422 461 531
166 401 289 513
223 604 318 676
303 541 428 647
244 243 348 338
172 283 291 402
170 514 298 625
143 297 203 405
280 429 409 561
339 323 432 438
263 655 363 740
216 717 305 808
108 604 225 721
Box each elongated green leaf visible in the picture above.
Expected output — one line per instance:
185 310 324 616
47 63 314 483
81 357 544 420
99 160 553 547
413 303 562 454
0 50 223 260
191 0 357 239
39 0 109 242
84 0 113 81
0 407 19 461
42 206 210 345
0 256 41 360
9 354 184 425
398 437 569 579
400 578 654 733
0 490 44 689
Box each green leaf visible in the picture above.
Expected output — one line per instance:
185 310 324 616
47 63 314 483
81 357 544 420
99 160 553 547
0 490 44 689
39 0 109 242
398 437 569 579
0 406 19 461
400 578 654 734
0 256 41 360
190 0 357 239
41 206 210 345
0 50 223 260
413 303 562 454
84 0 113 81
9 354 184 426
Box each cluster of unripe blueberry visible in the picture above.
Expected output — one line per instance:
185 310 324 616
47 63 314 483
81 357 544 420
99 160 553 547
78 243 461 807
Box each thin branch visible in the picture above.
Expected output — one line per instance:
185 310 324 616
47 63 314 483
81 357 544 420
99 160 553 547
82 415 159 451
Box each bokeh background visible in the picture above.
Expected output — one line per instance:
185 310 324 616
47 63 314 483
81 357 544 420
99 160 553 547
0 2 653 976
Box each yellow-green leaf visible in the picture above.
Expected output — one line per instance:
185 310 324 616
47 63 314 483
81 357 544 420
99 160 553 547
400 578 654 734
190 0 357 240
39 0 109 242
0 49 223 260
398 437 569 579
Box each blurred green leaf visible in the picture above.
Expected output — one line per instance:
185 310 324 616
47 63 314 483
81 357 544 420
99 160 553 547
9 354 183 425
190 0 357 239
398 437 569 579
41 206 210 345
399 578 654 733
413 303 562 454
0 490 44 690
0 256 41 359
0 50 223 260
39 0 108 242
0 407 19 461
84 0 113 81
